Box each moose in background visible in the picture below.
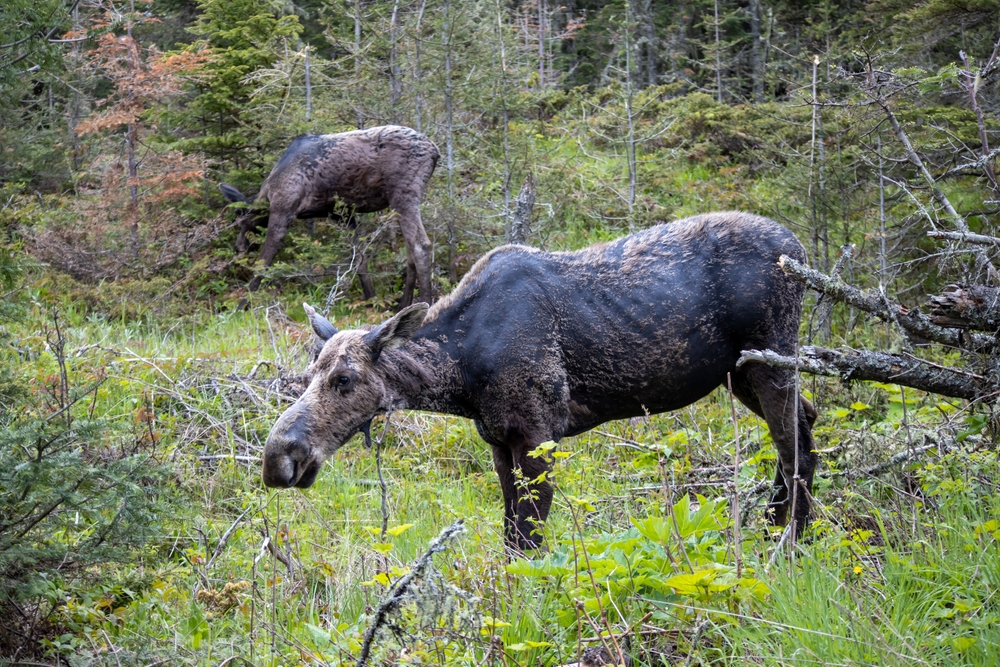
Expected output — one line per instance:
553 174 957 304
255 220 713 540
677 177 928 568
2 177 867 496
220 125 439 307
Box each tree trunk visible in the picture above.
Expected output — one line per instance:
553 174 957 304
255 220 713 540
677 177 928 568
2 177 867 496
413 0 427 133
636 0 656 88
749 0 763 102
304 46 311 122
510 173 535 245
714 0 723 103
388 0 401 120
624 3 637 230
443 0 457 283
537 0 545 88
127 122 139 258
126 0 139 258
497 0 512 242
355 0 364 129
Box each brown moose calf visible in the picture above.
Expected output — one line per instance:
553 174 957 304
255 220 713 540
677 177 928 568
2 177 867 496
221 125 439 306
262 212 817 551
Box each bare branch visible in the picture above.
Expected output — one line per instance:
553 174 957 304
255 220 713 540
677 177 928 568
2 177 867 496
938 147 1000 180
926 230 1000 246
737 346 983 400
778 255 997 352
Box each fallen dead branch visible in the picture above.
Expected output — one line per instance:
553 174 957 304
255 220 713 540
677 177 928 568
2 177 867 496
356 520 467 667
827 443 937 479
737 346 983 400
927 284 1000 332
778 255 997 352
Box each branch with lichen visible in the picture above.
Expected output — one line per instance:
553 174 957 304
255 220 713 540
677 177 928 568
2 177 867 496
356 520 467 667
778 255 997 353
737 346 983 400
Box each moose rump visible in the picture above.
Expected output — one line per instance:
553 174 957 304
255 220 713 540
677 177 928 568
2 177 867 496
263 212 817 551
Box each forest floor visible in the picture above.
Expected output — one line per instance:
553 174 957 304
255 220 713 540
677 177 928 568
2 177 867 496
7 274 1000 666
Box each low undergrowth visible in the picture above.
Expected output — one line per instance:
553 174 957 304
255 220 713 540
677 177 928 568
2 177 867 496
2 282 997 666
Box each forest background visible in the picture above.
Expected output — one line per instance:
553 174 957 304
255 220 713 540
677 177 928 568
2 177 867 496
2 0 1000 665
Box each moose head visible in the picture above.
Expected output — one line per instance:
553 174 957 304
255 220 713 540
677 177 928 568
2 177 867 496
261 303 428 489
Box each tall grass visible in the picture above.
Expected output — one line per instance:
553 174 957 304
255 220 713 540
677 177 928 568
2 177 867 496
3 283 997 665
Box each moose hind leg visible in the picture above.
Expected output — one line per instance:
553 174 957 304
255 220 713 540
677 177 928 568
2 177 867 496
738 364 816 532
511 443 554 550
391 198 433 304
400 258 417 309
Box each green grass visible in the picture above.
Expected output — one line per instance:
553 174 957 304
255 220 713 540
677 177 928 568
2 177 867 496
4 283 999 665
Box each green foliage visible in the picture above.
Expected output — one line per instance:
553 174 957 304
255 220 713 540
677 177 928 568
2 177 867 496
508 493 768 630
168 0 302 174
0 0 71 89
0 301 170 658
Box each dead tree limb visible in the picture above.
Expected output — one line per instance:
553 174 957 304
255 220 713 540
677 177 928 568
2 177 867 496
939 147 1000 181
926 230 1000 247
778 255 997 352
356 520 466 667
737 346 983 400
826 443 936 479
509 172 535 245
927 284 1000 332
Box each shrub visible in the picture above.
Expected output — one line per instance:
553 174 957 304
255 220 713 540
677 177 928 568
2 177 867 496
0 252 171 660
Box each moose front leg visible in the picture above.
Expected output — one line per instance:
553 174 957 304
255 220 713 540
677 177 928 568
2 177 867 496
488 442 519 550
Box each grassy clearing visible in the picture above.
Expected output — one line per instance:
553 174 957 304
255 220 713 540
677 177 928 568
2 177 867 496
4 286 998 666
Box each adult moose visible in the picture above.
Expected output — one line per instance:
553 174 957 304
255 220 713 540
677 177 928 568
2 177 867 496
220 125 439 307
263 212 818 551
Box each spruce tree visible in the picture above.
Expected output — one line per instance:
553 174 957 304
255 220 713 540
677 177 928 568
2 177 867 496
170 0 302 180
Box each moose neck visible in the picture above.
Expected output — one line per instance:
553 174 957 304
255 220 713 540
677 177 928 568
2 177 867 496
377 330 473 420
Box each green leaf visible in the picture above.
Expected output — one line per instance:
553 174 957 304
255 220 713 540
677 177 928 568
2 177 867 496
386 523 414 537
663 569 717 596
631 516 672 544
506 551 572 578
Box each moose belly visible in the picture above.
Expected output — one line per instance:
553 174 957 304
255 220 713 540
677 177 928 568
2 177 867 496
562 345 738 437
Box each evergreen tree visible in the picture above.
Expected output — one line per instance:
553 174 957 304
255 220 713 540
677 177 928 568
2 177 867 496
170 0 302 181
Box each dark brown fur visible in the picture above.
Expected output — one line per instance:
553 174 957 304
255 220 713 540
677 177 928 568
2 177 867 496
263 212 817 550
221 125 439 306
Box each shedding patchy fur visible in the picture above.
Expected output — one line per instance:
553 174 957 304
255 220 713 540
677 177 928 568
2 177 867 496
221 125 439 306
264 212 817 550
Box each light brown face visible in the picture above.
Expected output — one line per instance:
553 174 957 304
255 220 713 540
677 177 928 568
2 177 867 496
261 304 427 489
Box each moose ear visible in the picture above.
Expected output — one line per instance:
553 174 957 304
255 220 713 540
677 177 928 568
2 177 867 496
303 303 337 342
219 182 251 204
364 303 428 362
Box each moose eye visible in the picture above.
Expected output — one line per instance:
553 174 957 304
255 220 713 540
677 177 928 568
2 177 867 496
331 374 352 390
